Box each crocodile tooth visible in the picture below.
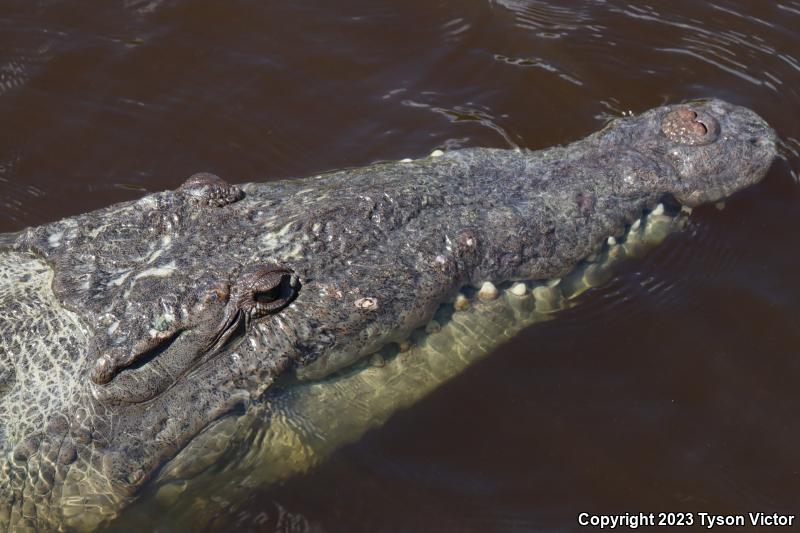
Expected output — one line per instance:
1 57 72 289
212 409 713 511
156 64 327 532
643 213 673 245
454 293 470 311
478 281 498 301
532 284 563 313
583 263 612 288
606 243 624 261
509 282 527 297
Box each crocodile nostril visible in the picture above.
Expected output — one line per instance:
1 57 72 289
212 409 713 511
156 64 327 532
661 106 719 146
683 109 707 134
694 120 708 135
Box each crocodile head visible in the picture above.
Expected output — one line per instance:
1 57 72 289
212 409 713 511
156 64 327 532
0 99 776 530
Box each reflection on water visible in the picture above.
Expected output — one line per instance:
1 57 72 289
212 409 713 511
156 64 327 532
0 1 799 531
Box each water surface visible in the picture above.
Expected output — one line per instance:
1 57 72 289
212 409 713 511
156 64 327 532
1 1 799 531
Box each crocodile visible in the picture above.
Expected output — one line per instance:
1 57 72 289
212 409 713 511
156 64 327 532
0 99 776 530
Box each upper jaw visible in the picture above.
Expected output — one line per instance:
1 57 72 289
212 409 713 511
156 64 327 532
674 135 777 207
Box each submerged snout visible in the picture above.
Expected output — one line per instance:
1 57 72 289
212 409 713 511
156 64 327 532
664 99 777 207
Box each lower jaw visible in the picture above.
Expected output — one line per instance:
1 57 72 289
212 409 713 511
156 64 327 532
120 202 688 529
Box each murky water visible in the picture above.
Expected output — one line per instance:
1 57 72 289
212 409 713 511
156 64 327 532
2 1 800 531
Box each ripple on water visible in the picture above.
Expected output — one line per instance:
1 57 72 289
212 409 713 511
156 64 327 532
0 28 55 98
493 53 584 87
493 0 595 39
778 137 800 182
440 17 472 42
550 211 753 333
490 0 591 88
608 2 794 93
400 96 520 148
0 153 45 228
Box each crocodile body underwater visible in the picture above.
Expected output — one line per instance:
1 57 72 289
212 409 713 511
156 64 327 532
0 99 776 530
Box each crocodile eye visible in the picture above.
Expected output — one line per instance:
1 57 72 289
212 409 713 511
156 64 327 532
254 285 282 303
236 266 300 318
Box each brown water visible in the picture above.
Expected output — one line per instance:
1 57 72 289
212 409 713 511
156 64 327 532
2 1 800 531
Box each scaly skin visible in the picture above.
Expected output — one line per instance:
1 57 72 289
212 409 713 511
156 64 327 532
0 99 776 530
